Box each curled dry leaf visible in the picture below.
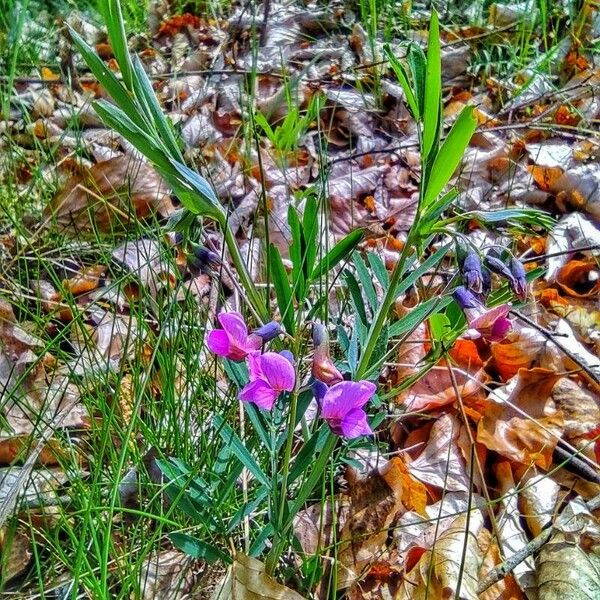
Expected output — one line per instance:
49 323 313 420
209 552 307 600
407 413 471 492
398 511 485 600
45 156 174 233
517 472 560 537
477 368 564 469
494 462 537 596
138 549 200 600
337 457 425 588
545 213 600 282
556 260 600 298
112 238 176 297
397 363 486 412
0 527 31 583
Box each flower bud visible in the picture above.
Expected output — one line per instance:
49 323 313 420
187 244 220 274
312 323 343 385
509 258 527 301
461 252 483 294
252 321 282 343
484 254 515 283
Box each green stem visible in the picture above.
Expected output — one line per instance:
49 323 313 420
355 235 414 380
223 224 270 322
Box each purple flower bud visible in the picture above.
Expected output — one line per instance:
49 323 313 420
312 379 328 403
312 323 343 385
187 244 220 274
166 231 184 246
453 286 480 310
253 321 282 343
461 253 483 294
484 255 515 283
509 258 527 301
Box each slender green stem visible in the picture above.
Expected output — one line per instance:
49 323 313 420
355 235 414 380
223 224 270 322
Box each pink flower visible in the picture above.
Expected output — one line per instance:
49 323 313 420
206 312 280 361
318 380 376 439
453 286 511 342
239 351 296 410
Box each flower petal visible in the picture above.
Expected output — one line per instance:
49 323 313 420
259 352 296 392
340 408 373 438
469 304 510 331
247 351 264 380
217 312 249 344
206 330 231 357
321 380 376 419
239 379 278 410
490 316 512 341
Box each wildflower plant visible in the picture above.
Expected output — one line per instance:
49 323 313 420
71 0 553 589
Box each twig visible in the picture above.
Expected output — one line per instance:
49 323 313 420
477 490 600 594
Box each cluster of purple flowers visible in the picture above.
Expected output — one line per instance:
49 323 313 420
453 250 527 342
207 313 376 439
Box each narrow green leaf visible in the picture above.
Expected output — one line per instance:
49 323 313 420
103 0 134 91
69 27 146 130
303 195 319 279
169 159 224 219
423 105 477 206
169 533 231 564
131 56 183 161
344 271 368 327
269 244 295 335
288 425 330 483
368 252 389 289
384 44 419 119
422 10 441 160
408 44 427 115
394 244 451 300
288 206 305 300
353 253 377 313
311 229 363 279
388 296 452 337
213 414 270 489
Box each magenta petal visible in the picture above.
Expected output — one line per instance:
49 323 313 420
321 381 376 419
259 352 296 392
218 312 249 345
469 304 510 331
340 408 373 438
247 351 264 379
206 330 231 357
239 379 278 410
490 316 512 341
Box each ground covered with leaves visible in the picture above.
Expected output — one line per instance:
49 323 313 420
2 0 600 598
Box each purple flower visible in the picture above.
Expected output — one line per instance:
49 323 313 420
484 254 515 283
206 312 281 361
453 286 511 342
239 351 296 410
319 380 376 439
509 258 527 301
312 323 343 385
461 252 483 294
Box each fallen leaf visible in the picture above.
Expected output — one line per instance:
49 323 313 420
210 552 307 599
0 527 31 583
556 260 600 298
337 457 414 588
477 368 564 468
45 156 174 233
138 549 200 599
517 471 559 537
398 510 484 600
407 413 471 492
545 213 600 282
494 462 538 595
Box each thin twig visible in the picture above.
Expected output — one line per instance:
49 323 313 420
477 490 600 594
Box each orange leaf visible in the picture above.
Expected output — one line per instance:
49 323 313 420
528 165 564 192
556 260 600 298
